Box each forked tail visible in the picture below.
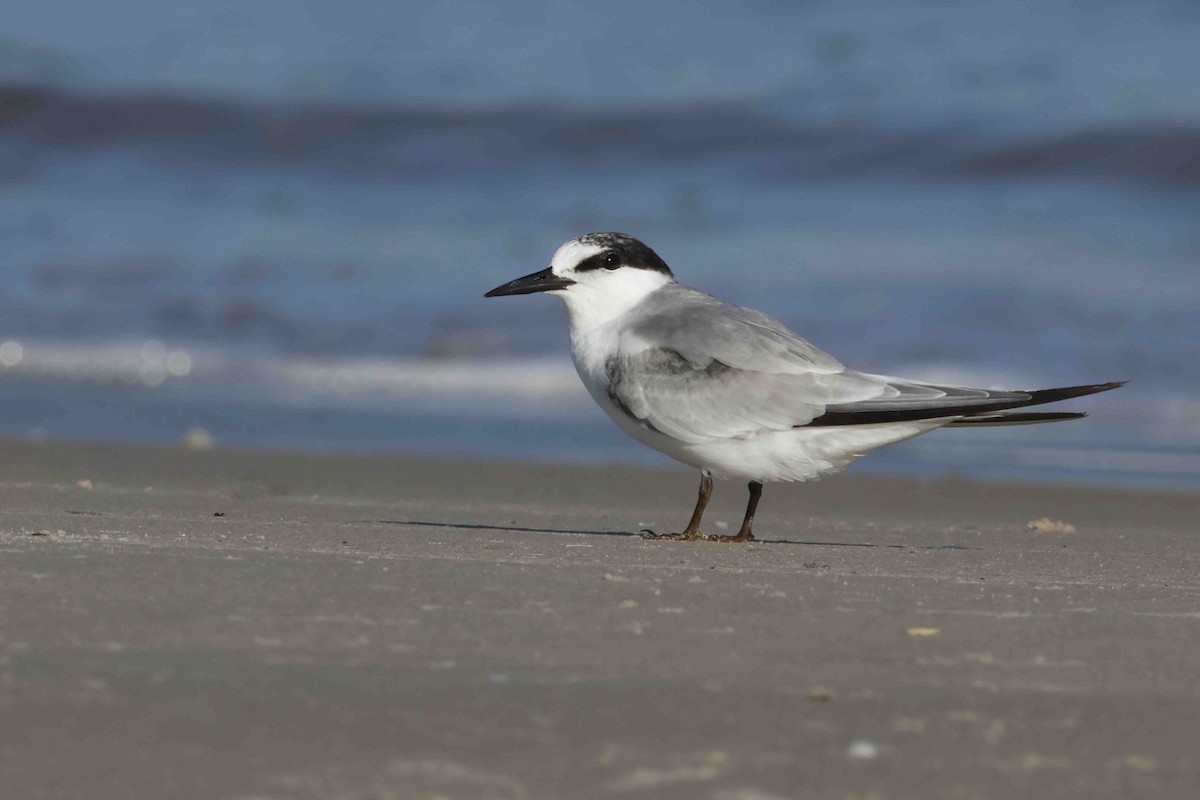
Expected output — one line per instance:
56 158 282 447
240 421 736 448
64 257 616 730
946 411 1087 427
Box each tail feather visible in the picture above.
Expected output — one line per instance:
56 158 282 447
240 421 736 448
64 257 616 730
946 411 1087 427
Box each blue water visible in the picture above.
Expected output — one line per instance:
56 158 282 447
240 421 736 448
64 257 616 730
1 1 1198 490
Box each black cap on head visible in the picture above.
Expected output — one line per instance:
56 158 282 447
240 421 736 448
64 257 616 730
573 233 673 276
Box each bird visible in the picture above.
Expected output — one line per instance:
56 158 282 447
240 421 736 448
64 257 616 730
484 232 1124 543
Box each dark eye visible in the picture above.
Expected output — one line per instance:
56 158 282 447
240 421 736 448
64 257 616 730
603 252 620 269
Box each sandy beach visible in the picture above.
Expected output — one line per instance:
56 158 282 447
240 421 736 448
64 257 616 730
2 436 1198 799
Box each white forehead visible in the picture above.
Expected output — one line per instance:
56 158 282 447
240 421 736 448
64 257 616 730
550 239 604 274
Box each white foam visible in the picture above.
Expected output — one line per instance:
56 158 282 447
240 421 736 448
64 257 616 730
0 337 591 417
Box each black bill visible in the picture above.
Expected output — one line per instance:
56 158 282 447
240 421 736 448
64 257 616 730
484 267 575 297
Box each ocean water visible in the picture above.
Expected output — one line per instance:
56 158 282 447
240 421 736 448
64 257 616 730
1 1 1198 490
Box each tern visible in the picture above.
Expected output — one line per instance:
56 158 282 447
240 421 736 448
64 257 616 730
485 233 1123 542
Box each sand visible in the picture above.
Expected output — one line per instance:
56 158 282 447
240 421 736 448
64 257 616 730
1 437 1198 799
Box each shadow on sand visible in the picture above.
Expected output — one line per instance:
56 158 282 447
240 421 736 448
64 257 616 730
375 519 972 550
378 519 635 538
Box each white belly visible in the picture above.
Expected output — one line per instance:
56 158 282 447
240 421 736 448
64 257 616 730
674 420 944 482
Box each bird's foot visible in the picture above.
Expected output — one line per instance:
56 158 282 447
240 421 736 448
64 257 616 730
640 529 705 541
708 530 755 543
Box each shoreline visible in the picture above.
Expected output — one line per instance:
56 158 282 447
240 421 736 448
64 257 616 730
2 426 1197 499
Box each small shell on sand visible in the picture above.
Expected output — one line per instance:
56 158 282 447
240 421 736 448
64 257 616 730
906 627 940 637
1027 518 1076 533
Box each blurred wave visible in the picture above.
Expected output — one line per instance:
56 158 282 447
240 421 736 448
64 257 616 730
4 85 1200 186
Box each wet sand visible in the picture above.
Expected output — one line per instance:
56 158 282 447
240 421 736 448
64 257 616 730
1 437 1198 799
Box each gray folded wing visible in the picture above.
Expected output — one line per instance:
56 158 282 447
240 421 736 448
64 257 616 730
625 285 845 376
609 286 1034 443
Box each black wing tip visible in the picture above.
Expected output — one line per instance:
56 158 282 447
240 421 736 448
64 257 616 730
1021 380 1127 404
1075 379 1127 391
807 380 1125 427
1063 380 1127 391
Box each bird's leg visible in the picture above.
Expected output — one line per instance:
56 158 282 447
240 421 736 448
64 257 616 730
711 481 762 543
641 472 713 540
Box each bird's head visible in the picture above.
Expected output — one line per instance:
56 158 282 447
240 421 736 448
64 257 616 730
485 233 675 328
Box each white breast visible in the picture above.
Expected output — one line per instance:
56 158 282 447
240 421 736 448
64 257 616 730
569 321 701 460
